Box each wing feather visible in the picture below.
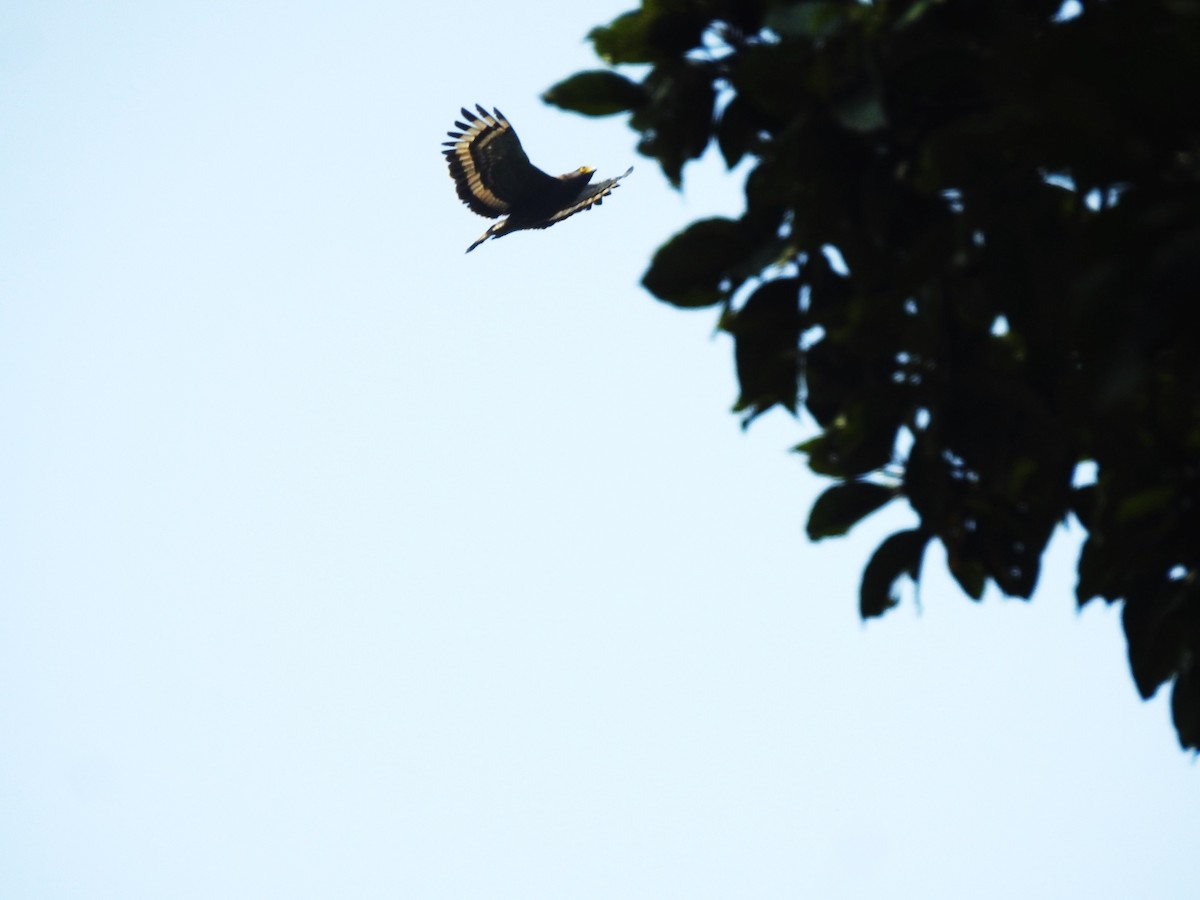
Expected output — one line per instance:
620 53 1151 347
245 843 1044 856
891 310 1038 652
442 105 558 218
541 167 635 227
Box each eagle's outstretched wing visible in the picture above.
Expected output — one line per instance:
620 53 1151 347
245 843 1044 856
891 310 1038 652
541 167 635 228
442 105 559 219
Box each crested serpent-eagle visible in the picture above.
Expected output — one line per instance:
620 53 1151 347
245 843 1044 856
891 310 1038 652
443 104 633 253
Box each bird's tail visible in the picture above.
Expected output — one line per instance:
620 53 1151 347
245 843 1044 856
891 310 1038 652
465 222 502 253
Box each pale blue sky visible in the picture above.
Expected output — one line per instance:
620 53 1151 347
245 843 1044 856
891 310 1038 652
2 2 1196 898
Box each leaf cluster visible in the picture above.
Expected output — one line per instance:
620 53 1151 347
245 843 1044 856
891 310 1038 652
546 0 1200 749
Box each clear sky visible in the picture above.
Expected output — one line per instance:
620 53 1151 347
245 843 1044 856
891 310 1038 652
2 2 1196 898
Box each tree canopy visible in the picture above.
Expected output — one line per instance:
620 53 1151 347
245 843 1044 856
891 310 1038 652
545 0 1200 750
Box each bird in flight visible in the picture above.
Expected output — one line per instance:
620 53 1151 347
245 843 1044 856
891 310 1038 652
443 104 633 253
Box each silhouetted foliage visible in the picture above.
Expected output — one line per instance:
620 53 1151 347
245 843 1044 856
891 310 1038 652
546 0 1200 750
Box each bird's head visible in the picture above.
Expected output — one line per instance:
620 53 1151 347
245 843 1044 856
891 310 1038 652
558 166 595 187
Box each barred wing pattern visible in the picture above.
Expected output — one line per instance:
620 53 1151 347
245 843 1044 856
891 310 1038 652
542 167 635 227
442 105 557 218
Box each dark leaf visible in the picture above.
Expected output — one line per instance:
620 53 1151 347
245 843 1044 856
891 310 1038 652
946 551 987 601
723 278 803 424
807 480 897 541
1170 663 1200 752
716 95 759 170
588 11 657 65
1071 482 1097 530
543 70 647 116
1075 535 1111 606
1123 582 1194 700
589 8 707 65
731 41 813 122
860 529 930 618
795 410 899 479
630 62 716 187
642 218 754 307
832 82 887 133
802 338 858 428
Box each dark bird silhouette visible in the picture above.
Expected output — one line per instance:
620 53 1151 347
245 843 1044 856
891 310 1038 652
443 104 632 253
